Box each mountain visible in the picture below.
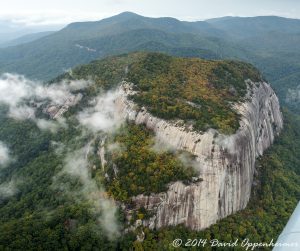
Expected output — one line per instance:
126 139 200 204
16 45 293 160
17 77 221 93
206 16 300 112
0 12 299 250
0 20 62 44
0 31 55 48
206 16 300 38
0 12 235 80
1 52 297 250
0 12 299 114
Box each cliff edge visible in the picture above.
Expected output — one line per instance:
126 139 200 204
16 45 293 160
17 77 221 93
116 79 283 230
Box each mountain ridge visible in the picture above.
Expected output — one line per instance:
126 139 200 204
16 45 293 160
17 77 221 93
0 12 299 113
0 33 298 250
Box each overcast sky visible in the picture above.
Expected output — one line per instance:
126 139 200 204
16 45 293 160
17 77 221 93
0 0 299 27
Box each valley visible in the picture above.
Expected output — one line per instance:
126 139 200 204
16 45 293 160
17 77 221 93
0 11 299 251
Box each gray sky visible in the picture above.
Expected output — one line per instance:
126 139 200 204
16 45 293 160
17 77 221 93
0 0 299 27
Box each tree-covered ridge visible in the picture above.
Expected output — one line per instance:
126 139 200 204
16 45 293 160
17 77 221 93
0 106 197 249
1 13 299 115
0 59 199 249
127 53 262 133
64 52 262 134
0 114 120 250
0 52 298 250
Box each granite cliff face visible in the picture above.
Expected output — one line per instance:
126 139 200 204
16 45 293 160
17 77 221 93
115 80 283 230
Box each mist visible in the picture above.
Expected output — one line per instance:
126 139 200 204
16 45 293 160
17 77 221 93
0 141 10 167
0 179 18 200
51 87 127 239
77 89 125 133
0 73 91 131
55 146 120 239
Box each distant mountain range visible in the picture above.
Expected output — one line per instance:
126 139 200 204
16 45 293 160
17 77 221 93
0 12 299 112
0 20 61 44
0 31 55 48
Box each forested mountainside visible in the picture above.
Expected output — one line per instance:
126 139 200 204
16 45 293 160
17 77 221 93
0 12 299 113
0 53 298 250
61 52 263 134
0 31 55 48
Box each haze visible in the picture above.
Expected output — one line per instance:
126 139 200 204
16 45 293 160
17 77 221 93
0 0 299 28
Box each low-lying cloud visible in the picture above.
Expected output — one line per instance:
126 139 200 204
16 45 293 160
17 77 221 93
0 73 92 131
0 141 10 167
56 146 120 239
151 134 202 173
65 89 126 238
0 178 18 200
1 74 123 236
44 86 126 238
77 89 125 133
0 73 91 106
36 118 67 133
286 85 300 104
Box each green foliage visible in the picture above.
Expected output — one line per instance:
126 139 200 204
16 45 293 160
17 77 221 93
104 124 196 201
127 53 257 133
0 13 300 115
59 52 259 134
120 110 300 250
209 60 262 96
0 31 298 249
0 110 118 250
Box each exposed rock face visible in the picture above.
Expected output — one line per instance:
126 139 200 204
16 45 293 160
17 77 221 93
115 80 283 230
98 137 107 171
45 93 83 119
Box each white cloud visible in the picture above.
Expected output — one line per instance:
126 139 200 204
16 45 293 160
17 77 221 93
8 105 36 120
0 73 34 107
59 147 120 239
0 73 91 132
151 135 202 172
35 79 92 105
36 118 67 133
0 178 18 199
77 89 125 133
0 141 10 167
0 73 122 234
0 10 112 27
0 73 91 108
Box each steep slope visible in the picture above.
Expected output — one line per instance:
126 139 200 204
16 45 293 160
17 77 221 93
128 111 300 250
0 31 55 48
0 12 243 80
61 52 282 230
206 16 300 113
0 12 299 114
0 52 287 249
206 16 300 39
117 80 282 230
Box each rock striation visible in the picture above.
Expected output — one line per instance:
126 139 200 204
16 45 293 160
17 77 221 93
115 80 283 230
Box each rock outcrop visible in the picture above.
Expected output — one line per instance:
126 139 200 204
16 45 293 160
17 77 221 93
115 80 283 230
45 93 83 119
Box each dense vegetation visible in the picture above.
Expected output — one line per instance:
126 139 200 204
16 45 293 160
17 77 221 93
1 105 299 250
120 110 300 250
127 53 261 133
104 124 196 201
0 50 299 250
0 53 206 248
0 13 299 114
62 52 261 134
0 111 119 250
